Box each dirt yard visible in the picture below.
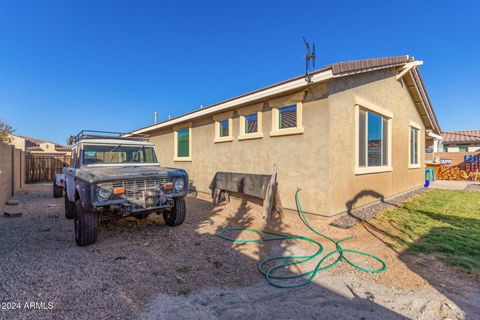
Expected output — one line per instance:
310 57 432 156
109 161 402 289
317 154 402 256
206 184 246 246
0 184 478 319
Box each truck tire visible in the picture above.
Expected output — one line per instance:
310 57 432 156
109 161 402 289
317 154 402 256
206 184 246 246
53 182 63 198
163 198 186 226
74 200 98 246
64 192 75 219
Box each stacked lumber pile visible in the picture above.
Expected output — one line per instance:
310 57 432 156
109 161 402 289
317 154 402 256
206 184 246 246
437 165 469 180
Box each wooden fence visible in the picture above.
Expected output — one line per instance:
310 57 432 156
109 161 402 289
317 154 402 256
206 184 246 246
26 155 71 183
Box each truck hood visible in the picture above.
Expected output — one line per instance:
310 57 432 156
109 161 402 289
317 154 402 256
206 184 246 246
75 165 187 183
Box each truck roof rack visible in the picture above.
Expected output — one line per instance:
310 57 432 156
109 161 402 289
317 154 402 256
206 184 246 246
69 130 150 145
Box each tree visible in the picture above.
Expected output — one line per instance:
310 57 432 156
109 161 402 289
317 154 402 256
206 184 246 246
0 120 14 143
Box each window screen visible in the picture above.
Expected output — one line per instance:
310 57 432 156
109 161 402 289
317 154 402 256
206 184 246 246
219 120 229 137
245 113 258 133
279 105 297 129
358 108 389 167
410 127 419 165
177 128 190 157
358 109 366 167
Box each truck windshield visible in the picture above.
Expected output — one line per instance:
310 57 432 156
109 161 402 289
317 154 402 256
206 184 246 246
82 144 158 165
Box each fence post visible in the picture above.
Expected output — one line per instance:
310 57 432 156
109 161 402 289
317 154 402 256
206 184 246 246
20 151 22 189
11 145 14 197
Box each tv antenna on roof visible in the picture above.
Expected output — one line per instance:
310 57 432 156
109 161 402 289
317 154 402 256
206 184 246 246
303 37 316 83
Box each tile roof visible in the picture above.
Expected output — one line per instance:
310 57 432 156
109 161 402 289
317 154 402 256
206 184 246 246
442 130 480 144
329 56 411 75
14 135 70 151
131 55 440 135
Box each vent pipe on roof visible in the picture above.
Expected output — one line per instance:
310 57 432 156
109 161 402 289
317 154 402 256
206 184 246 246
154 112 158 124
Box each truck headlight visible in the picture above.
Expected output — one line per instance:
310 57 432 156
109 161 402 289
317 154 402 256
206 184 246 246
174 178 184 191
97 184 113 200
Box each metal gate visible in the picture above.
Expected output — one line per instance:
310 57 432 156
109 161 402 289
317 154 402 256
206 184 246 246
26 155 71 183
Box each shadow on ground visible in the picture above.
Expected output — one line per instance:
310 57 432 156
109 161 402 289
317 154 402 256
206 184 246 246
0 183 413 320
345 189 480 319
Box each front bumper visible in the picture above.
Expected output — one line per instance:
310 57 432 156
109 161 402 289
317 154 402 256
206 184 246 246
92 192 184 215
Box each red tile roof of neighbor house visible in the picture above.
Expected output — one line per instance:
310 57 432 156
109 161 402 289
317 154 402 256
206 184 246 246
15 135 70 151
130 55 440 135
442 130 480 144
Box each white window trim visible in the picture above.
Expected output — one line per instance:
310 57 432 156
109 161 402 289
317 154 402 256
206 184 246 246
270 102 304 137
173 122 192 162
213 111 234 143
354 97 393 175
408 121 422 169
237 103 264 141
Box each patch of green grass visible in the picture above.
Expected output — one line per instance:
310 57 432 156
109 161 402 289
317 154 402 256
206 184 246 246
373 190 480 274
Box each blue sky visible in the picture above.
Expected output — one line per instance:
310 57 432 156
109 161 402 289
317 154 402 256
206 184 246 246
0 0 478 145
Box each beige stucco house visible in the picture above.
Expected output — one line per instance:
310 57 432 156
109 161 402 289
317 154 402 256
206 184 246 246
9 135 71 156
441 130 480 152
130 56 440 218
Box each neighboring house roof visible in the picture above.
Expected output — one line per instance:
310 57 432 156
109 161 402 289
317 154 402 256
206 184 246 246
442 130 480 145
13 135 70 152
129 55 440 135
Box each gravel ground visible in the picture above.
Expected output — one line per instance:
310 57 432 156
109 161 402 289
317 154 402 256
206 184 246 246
0 184 474 320
140 274 459 320
331 188 425 229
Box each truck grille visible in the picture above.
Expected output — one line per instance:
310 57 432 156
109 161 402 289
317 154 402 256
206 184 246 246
111 177 172 200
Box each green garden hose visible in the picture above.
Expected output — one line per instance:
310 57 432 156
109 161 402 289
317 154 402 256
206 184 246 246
219 188 387 288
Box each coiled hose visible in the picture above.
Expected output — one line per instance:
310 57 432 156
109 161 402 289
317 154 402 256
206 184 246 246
219 188 387 288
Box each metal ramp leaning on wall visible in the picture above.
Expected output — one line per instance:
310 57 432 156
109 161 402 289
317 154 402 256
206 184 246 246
209 166 282 218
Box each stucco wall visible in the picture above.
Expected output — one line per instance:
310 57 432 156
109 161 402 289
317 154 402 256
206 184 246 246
327 68 425 215
0 143 13 212
0 143 25 212
150 83 331 215
148 68 428 217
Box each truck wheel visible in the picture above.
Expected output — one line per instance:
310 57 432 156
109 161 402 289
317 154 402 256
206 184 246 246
64 193 75 220
74 200 98 246
163 198 186 226
53 182 63 198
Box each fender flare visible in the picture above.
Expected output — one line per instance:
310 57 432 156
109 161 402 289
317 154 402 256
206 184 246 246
75 183 93 211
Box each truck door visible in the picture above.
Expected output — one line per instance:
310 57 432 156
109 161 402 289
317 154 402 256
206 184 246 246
66 146 79 201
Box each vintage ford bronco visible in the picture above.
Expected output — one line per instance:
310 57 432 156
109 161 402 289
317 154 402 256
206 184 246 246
64 130 188 246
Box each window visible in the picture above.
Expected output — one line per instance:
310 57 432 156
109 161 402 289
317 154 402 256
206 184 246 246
409 126 420 167
279 105 297 129
459 145 468 152
270 102 304 137
82 144 158 165
174 123 192 161
177 129 190 157
355 97 392 174
238 104 263 140
219 120 229 137
213 111 234 143
358 110 389 167
245 113 258 133
73 147 80 167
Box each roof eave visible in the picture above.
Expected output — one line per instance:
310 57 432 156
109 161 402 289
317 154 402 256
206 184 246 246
410 68 441 134
129 68 334 135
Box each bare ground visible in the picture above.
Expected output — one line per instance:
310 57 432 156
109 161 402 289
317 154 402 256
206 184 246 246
0 183 478 319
